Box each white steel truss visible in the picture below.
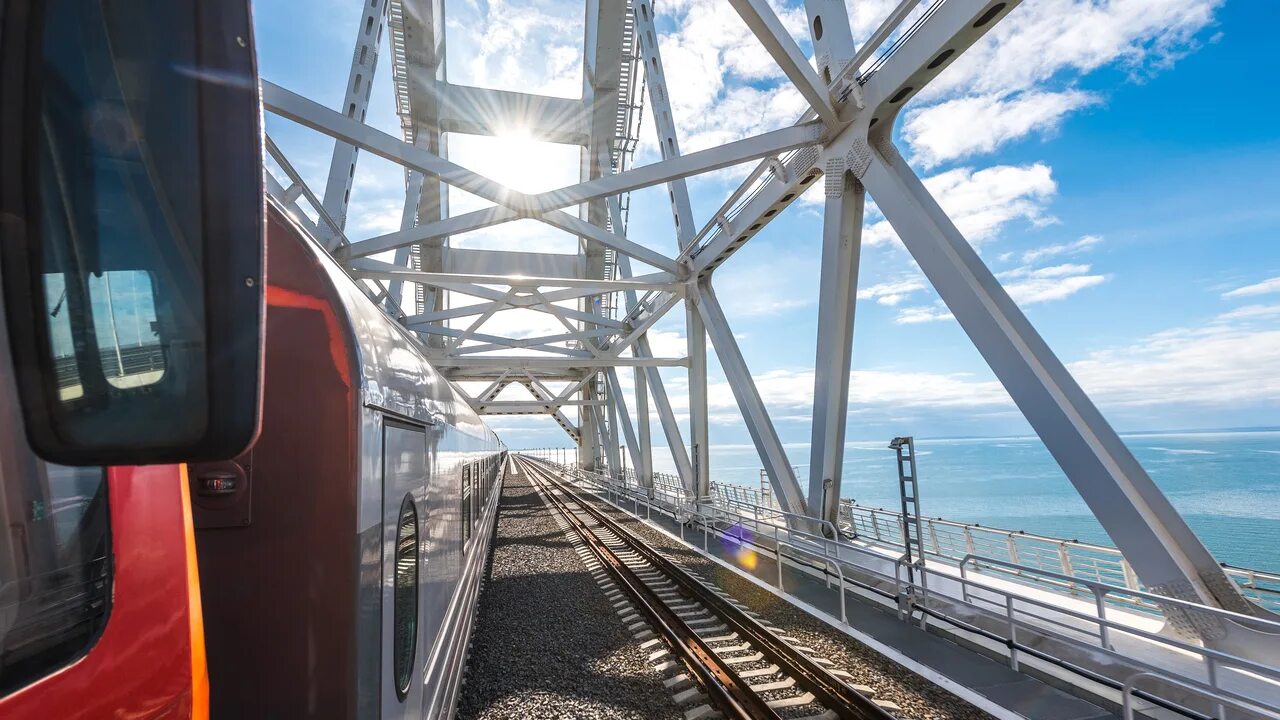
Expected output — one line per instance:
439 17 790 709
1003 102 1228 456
260 0 1280 660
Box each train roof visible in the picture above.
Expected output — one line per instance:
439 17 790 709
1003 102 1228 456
268 198 498 444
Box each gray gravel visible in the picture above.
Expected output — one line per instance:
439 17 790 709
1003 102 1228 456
577 488 994 720
456 464 682 720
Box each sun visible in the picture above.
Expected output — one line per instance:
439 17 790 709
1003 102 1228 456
448 126 580 197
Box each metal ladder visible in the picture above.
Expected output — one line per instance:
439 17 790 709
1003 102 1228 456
890 436 926 582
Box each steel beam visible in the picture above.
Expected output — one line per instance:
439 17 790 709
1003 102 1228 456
261 81 682 275
807 168 864 527
349 263 678 293
859 0 1021 120
438 356 686 369
388 170 426 312
686 298 710 499
695 281 807 514
429 81 592 144
530 122 824 213
799 0 855 86
724 0 839 127
319 0 389 245
614 243 694 487
635 365 653 489
606 369 644 484
859 140 1274 643
346 206 518 258
626 9 711 497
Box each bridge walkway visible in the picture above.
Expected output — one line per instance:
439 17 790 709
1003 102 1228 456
577 478 1123 720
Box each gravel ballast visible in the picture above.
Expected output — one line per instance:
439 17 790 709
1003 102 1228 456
574 485 995 720
456 463 682 720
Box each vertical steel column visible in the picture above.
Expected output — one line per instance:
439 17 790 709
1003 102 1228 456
632 0 709 497
799 0 858 527
687 309 710 499
798 0 855 87
401 0 449 343
635 365 653 489
807 168 865 526
607 194 694 485
695 280 807 513
605 379 622 476
577 0 624 472
607 368 646 486
320 0 389 246
859 139 1278 647
388 170 424 313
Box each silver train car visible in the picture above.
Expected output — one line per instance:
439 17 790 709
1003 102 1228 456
190 199 503 718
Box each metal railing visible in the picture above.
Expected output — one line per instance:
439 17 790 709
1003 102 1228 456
518 454 1280 720
694 472 1280 615
1123 671 1280 720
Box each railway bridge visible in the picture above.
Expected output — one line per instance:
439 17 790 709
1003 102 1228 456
254 0 1280 717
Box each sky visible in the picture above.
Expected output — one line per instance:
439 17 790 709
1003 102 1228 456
253 0 1280 452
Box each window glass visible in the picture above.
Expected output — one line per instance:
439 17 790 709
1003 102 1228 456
88 271 164 389
461 465 472 545
0 462 111 695
392 494 417 700
36 0 207 446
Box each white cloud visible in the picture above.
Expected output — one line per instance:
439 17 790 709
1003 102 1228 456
903 90 1101 168
1214 304 1280 322
892 262 1105 323
1022 234 1103 263
919 0 1222 102
1003 270 1107 305
700 303 1280 429
703 367 1010 422
858 278 926 306
1070 322 1280 408
864 163 1058 247
635 0 811 164
895 303 952 325
893 0 1221 164
446 0 584 98
1223 277 1280 299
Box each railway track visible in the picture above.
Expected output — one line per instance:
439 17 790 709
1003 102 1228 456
515 455 899 720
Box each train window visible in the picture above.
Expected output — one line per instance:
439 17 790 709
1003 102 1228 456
0 462 111 696
391 494 417 701
461 465 471 545
80 271 165 391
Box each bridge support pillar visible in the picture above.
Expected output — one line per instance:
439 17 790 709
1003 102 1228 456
807 169 865 528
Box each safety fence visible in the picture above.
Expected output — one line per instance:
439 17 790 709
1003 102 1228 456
522 453 1280 720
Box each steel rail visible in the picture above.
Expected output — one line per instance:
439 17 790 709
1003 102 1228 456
516 456 776 719
520 456 896 720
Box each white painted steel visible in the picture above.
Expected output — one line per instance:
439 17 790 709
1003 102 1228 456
258 0 1280 669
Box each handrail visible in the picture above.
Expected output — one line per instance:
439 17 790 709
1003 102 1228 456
517 455 1280 716
1122 671 1280 720
959 553 1280 635
710 496 840 546
778 540 847 624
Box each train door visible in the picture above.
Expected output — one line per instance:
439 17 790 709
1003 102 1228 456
381 420 427 717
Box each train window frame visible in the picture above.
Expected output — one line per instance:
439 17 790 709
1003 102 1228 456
0 0 265 465
0 462 113 697
391 492 417 702
461 464 471 545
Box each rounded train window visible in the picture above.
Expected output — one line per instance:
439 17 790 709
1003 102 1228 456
392 494 419 700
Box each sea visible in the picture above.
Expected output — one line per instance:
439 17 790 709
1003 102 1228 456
651 430 1280 573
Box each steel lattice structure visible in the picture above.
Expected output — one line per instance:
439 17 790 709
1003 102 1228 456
259 0 1280 660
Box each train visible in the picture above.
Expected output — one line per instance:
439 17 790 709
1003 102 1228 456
0 199 505 719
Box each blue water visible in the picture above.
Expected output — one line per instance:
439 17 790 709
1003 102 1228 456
652 431 1280 572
